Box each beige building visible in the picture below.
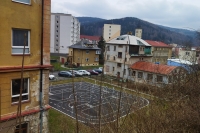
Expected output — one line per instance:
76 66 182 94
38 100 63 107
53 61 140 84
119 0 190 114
179 50 196 63
145 40 172 64
68 39 101 66
103 24 121 42
135 28 142 39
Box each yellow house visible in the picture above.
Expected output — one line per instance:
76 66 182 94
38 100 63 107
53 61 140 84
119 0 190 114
0 0 51 132
145 40 172 64
68 39 101 66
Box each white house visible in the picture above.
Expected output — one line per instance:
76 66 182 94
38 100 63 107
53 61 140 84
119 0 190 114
104 34 152 78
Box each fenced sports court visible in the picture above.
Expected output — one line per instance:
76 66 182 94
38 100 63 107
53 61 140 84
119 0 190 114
49 82 149 124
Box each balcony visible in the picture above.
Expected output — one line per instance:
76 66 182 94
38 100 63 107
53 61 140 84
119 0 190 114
129 46 152 56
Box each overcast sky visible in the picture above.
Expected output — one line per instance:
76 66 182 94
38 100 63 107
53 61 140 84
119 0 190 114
51 0 200 30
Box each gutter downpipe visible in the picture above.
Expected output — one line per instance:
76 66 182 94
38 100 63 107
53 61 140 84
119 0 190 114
40 0 44 133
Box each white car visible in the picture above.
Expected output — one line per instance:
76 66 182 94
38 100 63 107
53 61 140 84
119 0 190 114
69 70 83 76
78 70 91 76
49 74 55 80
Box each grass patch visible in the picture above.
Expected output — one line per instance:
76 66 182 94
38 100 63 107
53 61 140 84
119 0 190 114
48 109 92 133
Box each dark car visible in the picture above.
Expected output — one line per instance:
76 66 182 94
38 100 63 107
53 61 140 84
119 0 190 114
87 70 99 75
58 71 73 77
93 69 102 74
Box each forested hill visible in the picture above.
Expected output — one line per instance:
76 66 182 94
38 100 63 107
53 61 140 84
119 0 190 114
76 17 106 24
77 17 198 46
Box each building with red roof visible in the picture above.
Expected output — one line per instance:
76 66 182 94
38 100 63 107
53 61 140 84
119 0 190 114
145 40 172 65
129 61 184 85
80 35 100 42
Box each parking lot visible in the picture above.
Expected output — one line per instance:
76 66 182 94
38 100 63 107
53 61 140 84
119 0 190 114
49 71 100 80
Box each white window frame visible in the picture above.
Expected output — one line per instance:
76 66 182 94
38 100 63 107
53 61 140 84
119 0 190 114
12 0 31 5
12 29 30 54
96 50 101 54
86 58 89 62
11 78 29 103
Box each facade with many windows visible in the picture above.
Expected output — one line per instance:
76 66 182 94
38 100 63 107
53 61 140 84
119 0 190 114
0 0 51 132
104 35 152 78
145 40 172 65
50 13 80 54
68 39 101 66
103 24 121 42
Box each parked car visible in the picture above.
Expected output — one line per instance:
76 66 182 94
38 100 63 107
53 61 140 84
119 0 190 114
87 70 99 75
78 70 91 76
49 74 55 80
69 70 83 77
58 71 74 77
94 69 102 74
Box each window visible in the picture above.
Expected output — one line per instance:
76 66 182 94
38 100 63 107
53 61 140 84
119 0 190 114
95 57 99 61
78 57 80 60
157 75 163 82
118 45 123 48
12 78 29 103
86 50 89 54
12 29 30 54
114 46 116 51
107 46 110 51
113 56 115 60
186 52 190 55
117 63 121 67
107 55 110 60
138 72 143 79
12 0 30 4
113 67 115 71
110 26 111 28
15 122 28 133
118 52 122 58
147 73 153 81
96 50 101 54
132 71 136 76
56 49 58 51
85 58 89 62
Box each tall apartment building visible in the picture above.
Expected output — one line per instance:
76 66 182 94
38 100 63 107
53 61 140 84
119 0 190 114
103 24 121 42
0 0 51 132
104 35 152 78
50 13 80 54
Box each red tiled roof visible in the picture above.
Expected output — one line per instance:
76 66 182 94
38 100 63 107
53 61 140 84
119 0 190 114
80 35 100 41
145 40 172 47
130 61 177 75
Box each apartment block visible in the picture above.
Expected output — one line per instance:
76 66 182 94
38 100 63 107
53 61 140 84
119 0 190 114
50 13 80 54
103 24 121 42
